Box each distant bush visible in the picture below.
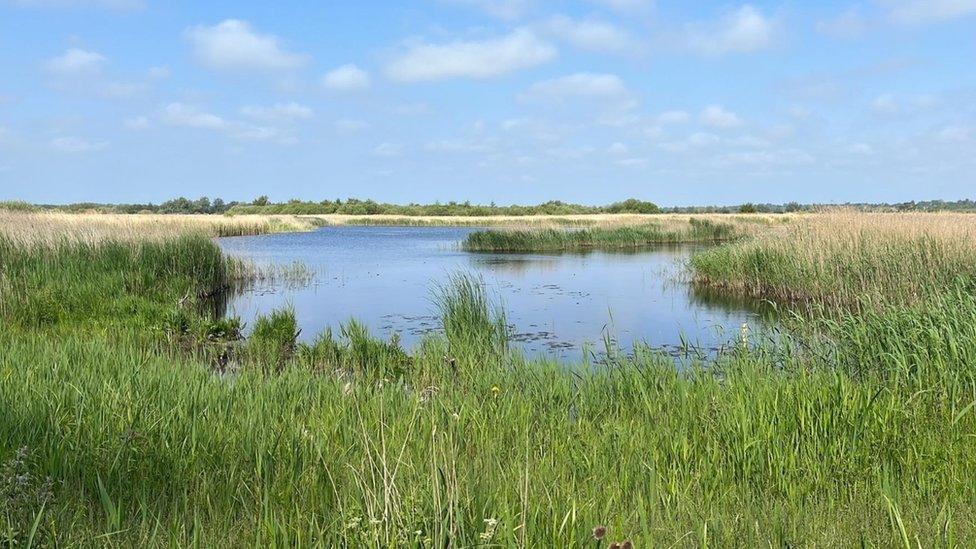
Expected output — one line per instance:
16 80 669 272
0 201 39 212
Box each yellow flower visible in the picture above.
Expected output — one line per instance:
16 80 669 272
491 385 501 398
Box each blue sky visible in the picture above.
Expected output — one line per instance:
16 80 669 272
0 0 974 206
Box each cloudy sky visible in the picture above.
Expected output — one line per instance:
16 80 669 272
1 0 974 205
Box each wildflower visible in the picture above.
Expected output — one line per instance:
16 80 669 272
621 541 633 549
491 385 501 398
592 525 607 541
609 543 621 549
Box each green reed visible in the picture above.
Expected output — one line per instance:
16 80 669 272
463 219 743 252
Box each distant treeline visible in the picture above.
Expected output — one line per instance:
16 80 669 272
3 197 976 215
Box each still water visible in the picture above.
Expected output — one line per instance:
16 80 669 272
218 226 769 360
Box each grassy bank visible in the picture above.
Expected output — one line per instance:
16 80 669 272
3 213 976 545
462 216 776 252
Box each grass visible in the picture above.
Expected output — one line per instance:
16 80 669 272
462 216 766 252
2 211 976 545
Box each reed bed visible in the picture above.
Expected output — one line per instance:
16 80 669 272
2 211 976 546
462 216 777 252
691 211 976 308
0 211 315 247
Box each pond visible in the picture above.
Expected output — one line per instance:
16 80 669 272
217 226 771 360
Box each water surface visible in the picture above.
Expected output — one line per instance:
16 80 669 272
218 226 769 359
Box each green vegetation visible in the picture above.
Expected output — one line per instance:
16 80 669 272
691 212 976 309
463 218 746 252
3 213 976 545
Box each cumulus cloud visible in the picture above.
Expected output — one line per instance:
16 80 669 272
44 48 105 76
240 102 313 122
385 29 556 82
879 0 976 24
50 136 108 152
544 15 638 53
123 116 150 130
185 20 309 72
161 102 228 129
321 64 370 91
677 5 775 55
523 72 628 100
700 105 743 128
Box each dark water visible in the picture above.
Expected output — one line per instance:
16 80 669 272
218 226 770 359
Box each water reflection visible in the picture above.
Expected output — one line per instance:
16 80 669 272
217 226 772 360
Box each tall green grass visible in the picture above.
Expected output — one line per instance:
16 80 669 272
463 219 743 252
3 220 976 545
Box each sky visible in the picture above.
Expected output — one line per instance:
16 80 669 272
0 0 974 206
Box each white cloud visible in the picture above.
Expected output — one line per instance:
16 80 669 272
678 5 775 56
880 0 976 24
657 110 691 124
50 136 107 152
523 72 628 100
241 102 313 122
544 15 638 53
44 48 105 76
849 142 874 154
321 64 370 91
386 29 556 82
123 115 150 130
700 105 742 129
372 143 404 157
185 20 308 72
161 102 228 130
608 142 629 154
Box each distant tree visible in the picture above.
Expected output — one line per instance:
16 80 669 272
738 203 758 214
212 198 226 213
784 201 802 213
607 198 660 214
252 195 270 206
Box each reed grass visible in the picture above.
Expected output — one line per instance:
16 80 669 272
690 211 976 308
462 217 765 252
2 211 976 546
0 211 316 247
